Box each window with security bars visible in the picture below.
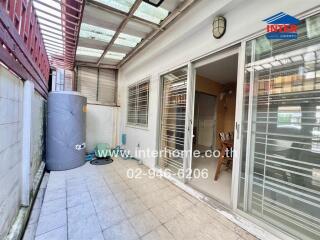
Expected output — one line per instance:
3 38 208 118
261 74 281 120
127 80 150 127
77 66 116 105
239 13 320 240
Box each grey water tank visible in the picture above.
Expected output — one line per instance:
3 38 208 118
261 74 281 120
46 91 87 171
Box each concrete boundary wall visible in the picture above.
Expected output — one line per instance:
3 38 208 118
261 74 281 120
0 65 46 239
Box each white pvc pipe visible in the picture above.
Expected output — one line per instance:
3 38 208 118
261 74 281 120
21 80 34 206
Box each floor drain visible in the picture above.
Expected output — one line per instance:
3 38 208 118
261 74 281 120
90 158 113 165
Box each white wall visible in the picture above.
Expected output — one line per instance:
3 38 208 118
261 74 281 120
0 65 23 239
117 0 320 169
86 104 118 152
0 66 46 239
31 92 46 184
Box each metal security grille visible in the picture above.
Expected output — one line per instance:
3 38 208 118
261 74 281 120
239 14 320 240
77 67 116 105
127 80 150 127
158 67 187 174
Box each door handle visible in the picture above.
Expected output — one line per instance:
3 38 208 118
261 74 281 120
188 119 192 131
236 122 240 140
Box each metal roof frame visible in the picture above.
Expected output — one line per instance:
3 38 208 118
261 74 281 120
24 0 197 69
81 0 199 68
33 0 85 70
117 0 197 68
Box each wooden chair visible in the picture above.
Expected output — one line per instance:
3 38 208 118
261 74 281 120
214 132 234 181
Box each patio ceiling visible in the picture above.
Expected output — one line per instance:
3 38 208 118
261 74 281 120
76 0 197 68
33 0 85 70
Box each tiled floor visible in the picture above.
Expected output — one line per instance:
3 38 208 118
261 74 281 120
33 158 256 240
23 173 49 240
191 156 232 205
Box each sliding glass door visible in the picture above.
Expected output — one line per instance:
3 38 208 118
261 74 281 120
239 14 320 240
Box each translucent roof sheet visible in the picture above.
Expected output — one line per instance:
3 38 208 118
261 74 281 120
93 0 135 13
134 2 169 24
93 0 169 24
80 23 114 42
80 23 141 47
77 47 103 57
75 0 177 66
105 51 126 60
76 46 126 61
115 32 141 47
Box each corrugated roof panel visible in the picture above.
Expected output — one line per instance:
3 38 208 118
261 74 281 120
75 0 191 67
78 22 141 48
115 33 141 47
77 47 103 57
101 58 121 65
105 51 126 60
76 55 100 63
110 44 132 54
161 0 184 12
78 38 107 50
123 20 154 39
134 2 169 24
80 23 115 42
83 5 124 32
92 0 135 13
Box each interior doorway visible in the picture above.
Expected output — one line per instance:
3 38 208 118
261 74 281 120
193 92 217 153
189 50 239 206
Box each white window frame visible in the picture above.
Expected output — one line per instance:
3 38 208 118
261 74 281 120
127 79 150 128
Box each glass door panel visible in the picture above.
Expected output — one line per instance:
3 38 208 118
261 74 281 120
239 14 320 240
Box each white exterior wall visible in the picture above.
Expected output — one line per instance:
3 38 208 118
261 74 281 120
31 92 46 185
118 0 320 169
86 104 119 152
0 66 23 239
0 66 46 239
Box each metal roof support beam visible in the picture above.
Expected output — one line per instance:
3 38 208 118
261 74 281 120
43 37 76 47
47 53 75 62
39 21 75 35
76 61 117 69
50 0 83 13
48 55 75 62
33 0 80 20
41 33 76 45
45 46 74 55
117 0 198 67
40 30 77 41
34 8 80 27
44 41 76 50
97 0 143 66
72 0 86 69
86 0 160 29
45 44 76 54
73 0 84 4
37 15 77 32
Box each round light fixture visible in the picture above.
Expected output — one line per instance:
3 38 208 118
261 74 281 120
212 16 226 39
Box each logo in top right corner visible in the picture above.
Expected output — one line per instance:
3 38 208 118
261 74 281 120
263 12 300 40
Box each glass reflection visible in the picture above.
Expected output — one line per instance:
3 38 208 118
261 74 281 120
239 13 320 240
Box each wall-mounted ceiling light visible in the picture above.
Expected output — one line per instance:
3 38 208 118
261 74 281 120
143 0 164 7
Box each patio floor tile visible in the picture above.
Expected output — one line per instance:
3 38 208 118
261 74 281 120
33 158 256 240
